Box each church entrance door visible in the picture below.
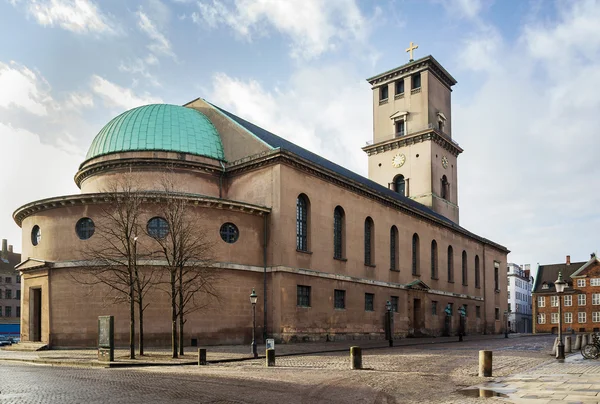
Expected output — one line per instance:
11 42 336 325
413 298 423 335
30 288 42 342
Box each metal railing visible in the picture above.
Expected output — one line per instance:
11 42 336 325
364 124 460 148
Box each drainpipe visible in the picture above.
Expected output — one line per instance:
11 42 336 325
219 161 226 199
263 213 268 341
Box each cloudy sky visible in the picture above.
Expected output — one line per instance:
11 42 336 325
1 0 599 268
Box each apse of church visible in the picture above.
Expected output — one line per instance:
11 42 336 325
13 44 508 348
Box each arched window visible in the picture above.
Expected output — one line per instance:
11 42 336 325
431 240 438 279
394 175 406 196
475 255 481 288
462 250 468 286
333 206 345 260
390 226 399 271
441 175 449 200
296 194 309 251
364 217 374 265
447 245 454 282
412 233 420 275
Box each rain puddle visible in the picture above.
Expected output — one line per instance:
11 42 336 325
458 388 514 398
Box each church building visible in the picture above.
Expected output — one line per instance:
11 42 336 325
14 48 509 347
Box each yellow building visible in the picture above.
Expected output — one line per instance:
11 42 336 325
14 54 509 348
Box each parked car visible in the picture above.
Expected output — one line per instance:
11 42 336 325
0 335 13 346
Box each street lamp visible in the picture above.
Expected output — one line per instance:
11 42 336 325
385 300 393 347
504 310 509 339
250 288 258 358
555 271 567 360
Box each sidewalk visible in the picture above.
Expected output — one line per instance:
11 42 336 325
471 353 600 403
0 333 538 368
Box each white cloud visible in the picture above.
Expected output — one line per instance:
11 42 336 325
208 66 371 174
90 75 163 110
440 0 484 19
193 0 373 60
62 91 94 111
0 123 82 253
0 61 53 116
118 57 161 87
14 0 116 35
137 9 175 58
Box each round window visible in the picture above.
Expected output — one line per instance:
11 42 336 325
76 217 95 240
220 222 239 243
31 225 41 246
147 217 169 239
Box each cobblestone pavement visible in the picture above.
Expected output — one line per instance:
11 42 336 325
0 334 560 403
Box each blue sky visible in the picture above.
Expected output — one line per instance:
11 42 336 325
1 0 599 270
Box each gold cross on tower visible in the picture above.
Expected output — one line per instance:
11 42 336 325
406 42 418 62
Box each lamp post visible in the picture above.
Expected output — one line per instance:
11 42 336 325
385 300 393 347
250 288 258 358
555 271 567 360
504 310 509 338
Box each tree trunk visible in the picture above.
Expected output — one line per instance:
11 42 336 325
171 271 178 358
178 265 184 356
129 282 135 360
138 298 144 356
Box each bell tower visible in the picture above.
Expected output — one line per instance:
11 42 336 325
362 44 463 223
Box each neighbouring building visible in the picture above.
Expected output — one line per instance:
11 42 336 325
13 49 509 348
507 263 533 333
533 254 600 334
0 239 21 338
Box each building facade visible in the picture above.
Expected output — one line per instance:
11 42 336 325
507 263 533 333
533 255 600 334
14 53 509 348
0 239 21 337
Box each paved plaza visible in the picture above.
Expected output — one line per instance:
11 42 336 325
1 334 599 403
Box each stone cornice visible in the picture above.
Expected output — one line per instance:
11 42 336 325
13 192 270 227
74 157 222 188
366 55 457 90
227 149 508 254
362 128 463 157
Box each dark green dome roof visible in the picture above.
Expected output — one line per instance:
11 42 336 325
85 104 225 161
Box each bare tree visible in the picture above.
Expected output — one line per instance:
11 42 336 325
74 176 158 358
149 175 219 358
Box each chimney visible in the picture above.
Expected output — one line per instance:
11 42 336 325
1 239 6 259
566 255 571 265
592 253 597 259
8 245 13 253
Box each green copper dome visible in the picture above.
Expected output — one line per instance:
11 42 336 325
85 104 225 162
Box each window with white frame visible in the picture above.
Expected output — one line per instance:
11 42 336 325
593 312 600 323
564 295 572 306
538 296 545 307
565 312 572 323
551 313 559 324
579 312 587 323
537 313 546 324
579 294 586 306
551 296 559 307
593 293 600 305
591 278 600 286
577 279 586 287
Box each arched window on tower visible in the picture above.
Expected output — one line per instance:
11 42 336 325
296 194 309 251
364 217 374 266
394 175 406 196
412 233 420 275
462 250 468 286
333 206 345 260
390 226 399 271
441 175 449 200
431 240 438 279
447 245 454 282
475 255 481 288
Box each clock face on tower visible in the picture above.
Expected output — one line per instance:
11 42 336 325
392 153 406 168
442 156 449 169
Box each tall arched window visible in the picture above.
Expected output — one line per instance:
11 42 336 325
447 245 454 282
412 233 420 275
364 217 374 265
431 240 438 279
475 255 481 288
390 226 399 271
333 206 345 260
394 175 406 196
441 175 449 200
296 194 309 251
462 250 468 286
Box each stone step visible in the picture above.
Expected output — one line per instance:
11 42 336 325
4 342 48 351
